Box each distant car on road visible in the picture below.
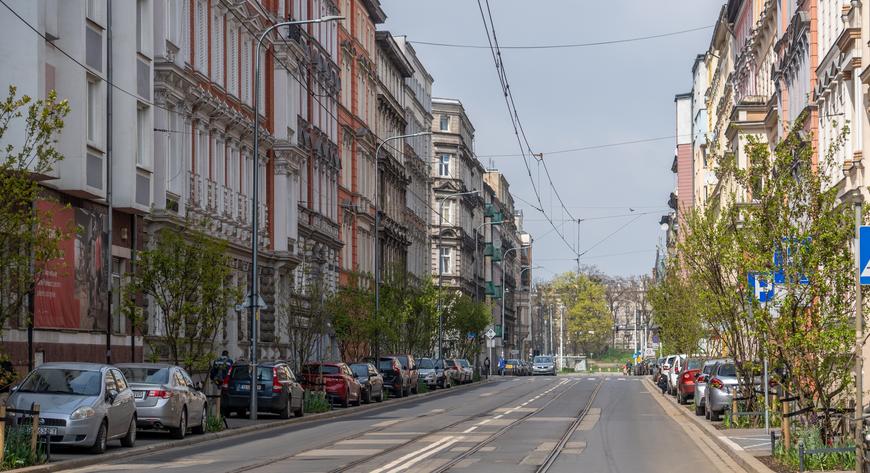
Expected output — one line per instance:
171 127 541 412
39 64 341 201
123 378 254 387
222 361 304 418
443 359 469 384
386 354 418 394
6 363 137 454
377 356 410 397
504 359 523 376
301 362 361 408
349 362 384 404
532 355 556 376
117 363 207 439
458 359 474 382
675 358 704 405
417 358 445 389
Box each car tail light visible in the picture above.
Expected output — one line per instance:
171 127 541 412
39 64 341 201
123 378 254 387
682 372 693 380
710 378 724 390
272 367 282 392
696 374 707 383
148 389 172 399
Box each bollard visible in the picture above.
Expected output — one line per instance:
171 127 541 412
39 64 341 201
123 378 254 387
798 442 805 472
30 403 40 462
770 429 776 456
0 405 5 465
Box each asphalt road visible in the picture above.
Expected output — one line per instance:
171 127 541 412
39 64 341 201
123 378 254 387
60 375 748 473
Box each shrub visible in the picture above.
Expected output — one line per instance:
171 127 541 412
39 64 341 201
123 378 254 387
304 391 331 414
2 425 46 471
206 415 225 433
774 426 855 471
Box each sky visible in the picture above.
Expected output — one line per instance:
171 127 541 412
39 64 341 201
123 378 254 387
380 0 723 278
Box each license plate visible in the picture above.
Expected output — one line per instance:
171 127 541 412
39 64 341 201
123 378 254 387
37 427 57 436
239 384 250 391
506 365 513 369
134 391 145 399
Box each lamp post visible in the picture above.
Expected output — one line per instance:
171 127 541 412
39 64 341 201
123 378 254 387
248 14 343 421
373 131 430 359
436 189 478 359
519 265 542 356
499 244 530 358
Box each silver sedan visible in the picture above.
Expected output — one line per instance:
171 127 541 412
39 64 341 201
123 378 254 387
117 363 208 439
5 363 137 453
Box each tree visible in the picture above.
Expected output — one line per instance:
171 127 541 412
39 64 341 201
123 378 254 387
648 260 705 355
276 272 329 373
0 86 70 340
444 293 489 360
329 272 375 362
127 223 240 372
554 273 612 355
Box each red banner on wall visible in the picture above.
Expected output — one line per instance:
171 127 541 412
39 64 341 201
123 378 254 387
34 201 78 329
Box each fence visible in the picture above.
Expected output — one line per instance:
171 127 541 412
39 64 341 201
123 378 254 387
0 403 51 465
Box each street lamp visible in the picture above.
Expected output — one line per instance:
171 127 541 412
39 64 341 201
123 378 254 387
248 14 343 421
373 131 431 359
436 189 479 359
499 244 531 358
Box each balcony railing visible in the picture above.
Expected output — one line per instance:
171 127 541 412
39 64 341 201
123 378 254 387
206 179 218 212
188 172 203 208
222 186 234 219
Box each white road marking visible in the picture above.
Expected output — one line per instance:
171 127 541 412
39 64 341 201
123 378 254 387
297 448 383 457
370 436 457 473
387 437 464 473
477 419 492 425
494 414 504 419
587 377 595 380
462 426 478 433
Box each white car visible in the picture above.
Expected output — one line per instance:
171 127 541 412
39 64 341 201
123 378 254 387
668 354 688 395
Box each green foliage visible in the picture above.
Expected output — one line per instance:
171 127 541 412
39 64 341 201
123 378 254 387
329 273 375 362
206 415 225 433
549 273 613 355
1 425 46 470
417 380 429 394
126 222 241 373
0 85 70 340
277 271 330 373
443 293 490 360
648 261 705 355
303 390 331 413
774 426 855 471
589 348 633 363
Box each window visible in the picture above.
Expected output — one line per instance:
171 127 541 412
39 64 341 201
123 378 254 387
136 105 148 166
136 0 150 54
86 25 102 72
195 0 207 72
439 114 449 131
87 79 98 143
111 257 123 334
228 27 239 96
439 247 452 274
212 11 224 85
438 154 450 177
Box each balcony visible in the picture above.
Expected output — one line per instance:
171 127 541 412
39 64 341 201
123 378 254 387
206 179 218 213
484 243 502 261
187 172 203 208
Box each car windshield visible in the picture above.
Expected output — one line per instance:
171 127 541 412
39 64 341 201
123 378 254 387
507 359 520 364
378 360 395 372
459 360 470 368
445 360 457 368
18 368 102 396
418 359 435 369
395 356 409 369
302 365 340 375
718 364 737 377
230 365 274 382
534 356 553 364
350 364 368 378
687 359 703 370
119 367 170 384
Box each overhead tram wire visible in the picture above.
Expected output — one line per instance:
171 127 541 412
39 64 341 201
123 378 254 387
410 25 714 50
475 0 578 257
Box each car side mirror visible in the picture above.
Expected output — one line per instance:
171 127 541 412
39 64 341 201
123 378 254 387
194 382 203 391
106 389 118 404
353 373 359 378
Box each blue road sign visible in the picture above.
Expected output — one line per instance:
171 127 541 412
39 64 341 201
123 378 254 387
860 227 870 285
748 272 774 302
773 238 810 285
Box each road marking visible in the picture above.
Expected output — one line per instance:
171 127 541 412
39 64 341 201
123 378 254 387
336 439 409 445
479 392 494 397
370 436 457 473
386 437 464 473
462 426 478 433
372 419 404 427
477 419 492 425
494 414 504 419
587 377 595 380
365 432 426 436
297 448 383 457
618 377 626 381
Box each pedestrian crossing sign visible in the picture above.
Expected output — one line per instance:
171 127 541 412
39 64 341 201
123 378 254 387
861 226 870 285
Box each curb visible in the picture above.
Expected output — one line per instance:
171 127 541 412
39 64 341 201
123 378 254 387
13 378 493 473
643 377 775 473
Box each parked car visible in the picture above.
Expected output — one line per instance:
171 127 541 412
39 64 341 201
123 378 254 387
443 359 467 385
222 361 304 418
667 354 687 395
417 358 445 389
349 362 383 404
6 363 136 454
652 357 665 382
377 356 410 397
694 359 726 416
300 362 361 408
675 358 705 405
458 359 474 382
704 361 739 421
504 359 523 376
659 355 676 388
117 363 207 439
387 355 418 394
532 355 556 376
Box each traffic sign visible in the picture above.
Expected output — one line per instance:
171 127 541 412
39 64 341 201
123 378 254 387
644 348 656 358
748 272 774 302
861 226 870 285
485 328 496 340
235 292 268 312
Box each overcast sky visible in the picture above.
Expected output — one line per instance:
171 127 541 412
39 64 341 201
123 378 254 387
381 0 723 278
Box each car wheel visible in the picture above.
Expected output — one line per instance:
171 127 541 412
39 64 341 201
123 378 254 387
280 397 292 419
412 383 418 395
709 409 720 422
294 401 304 418
677 392 684 404
695 403 705 416
90 421 108 454
353 390 362 406
342 389 350 408
192 406 207 434
171 409 187 439
376 388 384 402
120 416 136 448
363 389 371 404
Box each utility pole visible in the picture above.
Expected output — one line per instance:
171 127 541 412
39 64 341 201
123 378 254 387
855 197 864 473
558 303 564 371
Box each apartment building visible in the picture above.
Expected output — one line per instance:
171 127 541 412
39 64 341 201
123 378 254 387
395 37 433 285
336 0 382 284
431 98 485 299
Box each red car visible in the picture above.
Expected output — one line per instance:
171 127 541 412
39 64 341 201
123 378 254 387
300 362 362 408
677 358 705 404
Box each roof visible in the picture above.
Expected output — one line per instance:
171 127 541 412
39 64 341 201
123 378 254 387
361 0 387 24
38 362 109 370
376 31 414 78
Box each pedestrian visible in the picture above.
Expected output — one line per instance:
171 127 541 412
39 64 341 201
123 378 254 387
498 357 506 376
209 350 234 388
657 371 668 394
483 357 491 378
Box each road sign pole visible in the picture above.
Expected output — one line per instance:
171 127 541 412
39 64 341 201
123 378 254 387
856 202 864 473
